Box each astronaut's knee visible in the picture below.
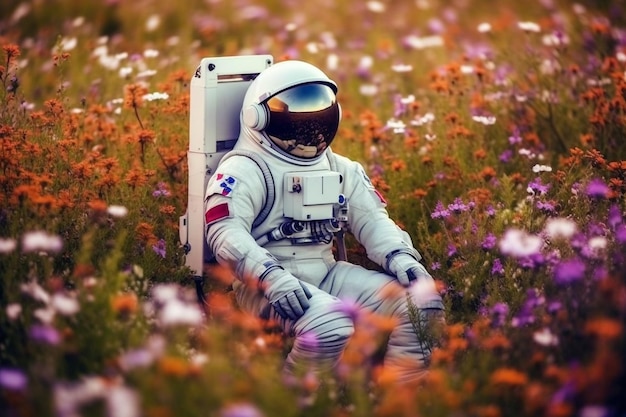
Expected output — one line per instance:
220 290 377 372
295 305 354 354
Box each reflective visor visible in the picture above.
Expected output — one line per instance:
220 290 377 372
265 83 340 158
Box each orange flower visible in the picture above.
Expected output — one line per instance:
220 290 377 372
111 292 138 316
2 44 20 63
584 317 622 340
412 188 428 199
88 199 108 214
159 205 176 215
474 148 487 159
390 159 406 172
135 222 157 246
123 83 148 109
158 356 189 377
490 367 528 386
470 405 501 417
481 332 511 350
480 166 496 182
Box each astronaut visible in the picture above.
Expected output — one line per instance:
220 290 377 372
204 60 444 383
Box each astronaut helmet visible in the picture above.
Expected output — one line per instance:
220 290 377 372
241 60 341 164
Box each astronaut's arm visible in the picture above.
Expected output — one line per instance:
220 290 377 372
204 160 311 320
338 156 431 285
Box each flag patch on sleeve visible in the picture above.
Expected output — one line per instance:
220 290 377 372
207 173 238 197
205 202 230 225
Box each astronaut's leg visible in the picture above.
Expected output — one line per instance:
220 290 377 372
233 280 354 376
320 262 444 383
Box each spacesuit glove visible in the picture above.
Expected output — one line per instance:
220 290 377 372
387 253 434 288
260 267 312 321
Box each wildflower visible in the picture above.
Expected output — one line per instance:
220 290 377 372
359 84 378 96
585 178 609 198
477 22 492 33
431 201 450 219
0 237 17 254
143 92 169 101
532 164 552 173
490 367 528 385
220 402 265 417
533 327 559 346
108 386 140 417
490 302 508 326
412 112 435 126
6 303 21 320
111 292 139 316
152 239 166 258
20 280 50 303
145 14 161 31
448 198 470 213
583 236 607 259
616 224 626 244
499 228 543 258
118 348 155 371
0 368 27 391
21 230 63 253
518 21 541 32
579 406 610 417
544 218 578 240
608 204 623 229
333 298 361 321
536 200 556 214
107 204 128 218
553 258 585 285
51 293 80 316
491 258 505 276
472 115 496 125
481 233 497 250
584 318 622 340
29 324 61 345
499 149 513 163
527 177 550 195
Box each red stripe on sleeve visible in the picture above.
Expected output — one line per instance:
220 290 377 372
205 203 230 224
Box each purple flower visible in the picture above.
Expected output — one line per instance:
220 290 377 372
517 252 546 269
29 324 61 345
220 403 265 417
448 197 470 214
490 302 509 327
585 178 609 199
535 200 556 214
431 201 450 219
508 129 522 145
152 182 171 197
481 233 497 250
499 149 513 163
547 300 562 314
485 205 496 217
608 204 623 229
430 261 442 271
0 368 28 391
491 258 505 276
616 224 626 244
152 239 166 258
527 177 550 195
553 258 585 285
447 244 457 257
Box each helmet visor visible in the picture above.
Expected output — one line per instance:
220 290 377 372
265 83 340 159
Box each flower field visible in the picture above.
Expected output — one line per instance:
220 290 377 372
1 0 625 416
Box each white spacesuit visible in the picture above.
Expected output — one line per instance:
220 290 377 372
204 60 444 382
